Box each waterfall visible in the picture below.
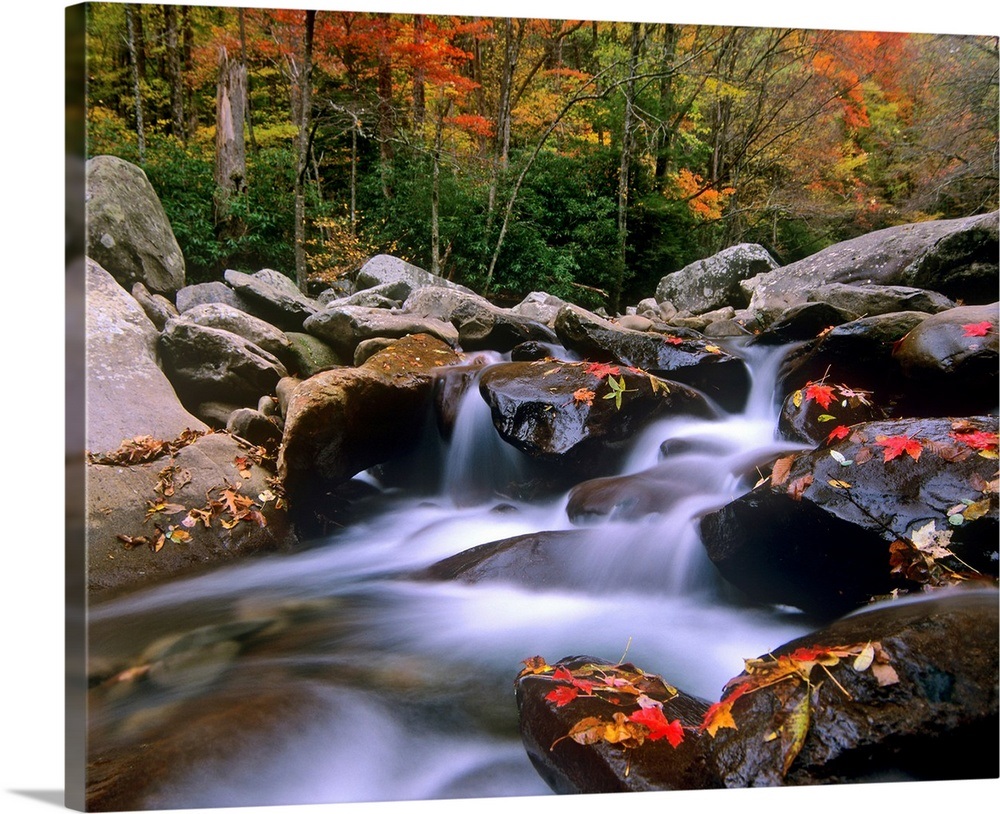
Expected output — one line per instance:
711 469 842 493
86 341 817 808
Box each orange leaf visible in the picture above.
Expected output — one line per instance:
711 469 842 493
803 382 836 410
628 707 684 746
583 362 621 379
572 388 596 406
826 425 851 445
545 685 580 707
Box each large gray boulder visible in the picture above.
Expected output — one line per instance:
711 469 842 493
302 305 459 359
159 319 288 409
806 283 955 317
180 302 293 365
85 155 185 295
744 212 999 324
355 254 475 296
655 243 779 314
176 281 250 314
85 258 207 455
223 268 319 331
404 286 557 351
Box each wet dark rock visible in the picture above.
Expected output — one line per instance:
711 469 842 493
515 589 998 794
515 655 714 794
753 302 858 345
223 268 319 331
893 303 999 416
707 588 1000 786
418 530 597 589
510 340 561 361
478 359 714 476
777 385 884 445
777 311 930 405
193 401 243 429
159 319 288 410
700 416 999 616
553 304 750 411
433 359 491 439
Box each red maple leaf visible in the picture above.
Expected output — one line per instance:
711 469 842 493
545 685 580 707
663 336 684 346
826 425 851 445
962 321 992 337
628 707 685 746
950 429 999 451
803 382 836 410
583 362 621 379
875 434 923 462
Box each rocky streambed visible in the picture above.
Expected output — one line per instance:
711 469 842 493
80 155 998 808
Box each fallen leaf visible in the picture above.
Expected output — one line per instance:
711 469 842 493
787 474 813 501
584 362 621 379
826 425 851 445
545 686 580 707
852 643 875 672
663 335 683 346
771 456 795 486
875 434 923 463
572 387 596 406
962 321 992 337
628 707 684 746
778 690 811 777
827 479 852 489
803 382 836 410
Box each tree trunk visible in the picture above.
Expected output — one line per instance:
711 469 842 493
431 100 452 276
214 46 247 236
294 10 316 293
164 4 184 140
412 14 426 131
125 4 145 163
376 15 394 199
653 24 679 180
182 6 196 134
612 22 642 314
238 7 257 153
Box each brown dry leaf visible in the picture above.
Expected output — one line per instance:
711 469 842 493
561 716 607 746
771 456 795 487
854 447 873 465
778 690 811 777
787 474 814 501
871 662 900 686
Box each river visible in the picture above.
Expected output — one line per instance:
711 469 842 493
87 339 820 808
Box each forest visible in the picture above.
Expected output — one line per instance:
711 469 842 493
83 3 999 310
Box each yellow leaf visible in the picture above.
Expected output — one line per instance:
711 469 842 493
827 479 852 489
779 690 811 777
852 642 875 672
792 390 803 408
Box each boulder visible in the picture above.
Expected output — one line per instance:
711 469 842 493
776 382 883 445
223 268 319 331
515 589 998 793
656 243 779 314
193 401 243 429
85 155 185 295
404 287 558 351
86 432 297 597
130 282 179 330
176 281 249 314
752 302 858 345
892 303 999 416
806 283 955 317
225 407 283 450
706 588 999 786
282 332 344 377
85 258 207 455
278 334 461 511
743 212 999 324
777 312 930 404
554 304 750 411
699 416 999 616
302 304 459 360
478 359 713 476
180 302 293 365
354 253 475 295
511 291 570 327
159 319 288 410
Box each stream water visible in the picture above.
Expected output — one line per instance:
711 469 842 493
87 340 820 809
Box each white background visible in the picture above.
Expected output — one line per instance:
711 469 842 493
3 2 997 813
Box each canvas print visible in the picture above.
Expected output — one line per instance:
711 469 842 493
67 2 998 811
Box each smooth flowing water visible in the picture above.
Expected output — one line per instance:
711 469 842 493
87 341 817 809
